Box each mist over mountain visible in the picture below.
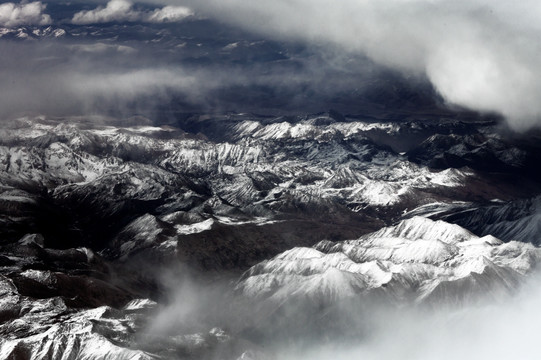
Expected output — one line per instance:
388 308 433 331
2 0 540 130
0 0 499 123
1 1 541 359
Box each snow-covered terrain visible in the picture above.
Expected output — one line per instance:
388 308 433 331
2 3 541 358
237 217 540 306
0 114 540 359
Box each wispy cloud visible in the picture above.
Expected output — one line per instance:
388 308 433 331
146 5 193 23
0 1 51 27
0 34 384 120
275 274 541 360
4 0 541 131
143 263 541 360
72 0 193 25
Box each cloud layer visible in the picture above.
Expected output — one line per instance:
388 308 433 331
184 0 541 130
275 274 541 360
144 263 541 360
72 0 193 25
0 1 51 27
2 0 540 131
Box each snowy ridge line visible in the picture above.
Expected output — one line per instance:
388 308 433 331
237 217 541 305
0 115 474 212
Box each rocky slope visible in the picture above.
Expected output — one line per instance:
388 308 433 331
418 196 541 245
234 217 541 343
1 114 539 266
0 114 540 358
0 115 493 255
237 217 539 305
3 217 539 359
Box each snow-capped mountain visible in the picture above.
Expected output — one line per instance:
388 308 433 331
2 1 541 358
0 113 540 359
1 114 538 258
232 217 541 343
428 196 541 245
237 217 539 306
0 26 66 39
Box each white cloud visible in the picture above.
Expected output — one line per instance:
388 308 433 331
0 1 51 28
72 0 193 25
186 0 541 131
68 43 137 54
275 273 541 360
146 5 193 23
66 68 201 99
71 0 139 25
